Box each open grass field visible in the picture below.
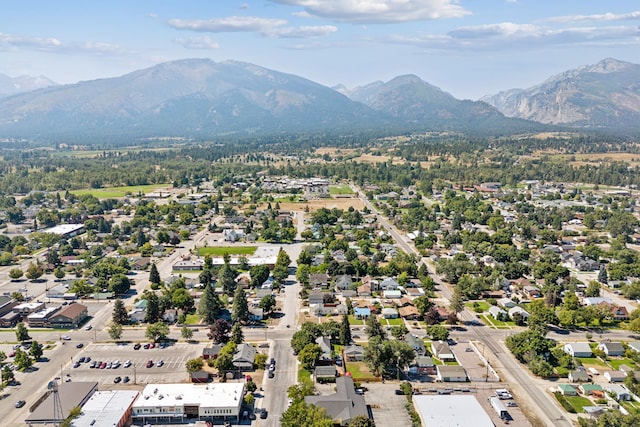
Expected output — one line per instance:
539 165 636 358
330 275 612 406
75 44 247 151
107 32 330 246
329 185 354 195
70 183 170 198
565 395 593 413
197 246 257 256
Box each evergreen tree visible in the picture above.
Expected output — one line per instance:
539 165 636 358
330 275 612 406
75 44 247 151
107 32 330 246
149 263 161 285
109 322 123 340
232 287 249 324
198 284 222 324
339 314 352 345
145 292 161 323
365 316 385 341
15 322 30 342
230 322 244 344
598 268 608 284
112 298 128 325
218 263 237 294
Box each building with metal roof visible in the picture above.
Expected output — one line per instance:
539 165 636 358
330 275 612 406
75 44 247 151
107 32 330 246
412 395 495 427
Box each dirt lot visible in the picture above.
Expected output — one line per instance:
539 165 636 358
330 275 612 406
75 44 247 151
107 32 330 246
273 198 364 212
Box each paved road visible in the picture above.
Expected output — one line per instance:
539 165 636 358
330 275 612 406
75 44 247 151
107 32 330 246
353 185 573 427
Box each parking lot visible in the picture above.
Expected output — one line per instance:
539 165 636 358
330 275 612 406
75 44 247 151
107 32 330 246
63 342 204 386
453 340 500 381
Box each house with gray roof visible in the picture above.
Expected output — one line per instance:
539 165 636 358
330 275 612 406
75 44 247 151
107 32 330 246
563 342 592 358
305 376 370 426
597 341 625 357
232 343 257 370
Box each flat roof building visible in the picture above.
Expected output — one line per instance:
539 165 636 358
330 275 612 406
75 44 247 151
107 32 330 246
132 383 245 424
44 224 85 238
26 382 98 425
412 395 495 427
73 390 139 427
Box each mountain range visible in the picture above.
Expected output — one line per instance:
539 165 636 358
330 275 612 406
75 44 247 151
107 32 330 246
0 74 57 99
481 58 640 131
0 58 637 142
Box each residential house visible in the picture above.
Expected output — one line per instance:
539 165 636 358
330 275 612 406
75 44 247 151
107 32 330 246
232 343 257 370
314 365 337 383
47 303 88 329
342 289 357 299
597 342 624 357
579 384 604 397
357 283 372 297
488 306 507 321
508 306 530 322
564 343 593 358
316 336 332 361
497 298 517 309
608 305 630 321
522 285 542 299
604 371 627 383
583 297 613 306
432 341 455 361
558 384 577 396
308 290 329 305
605 384 632 401
436 365 468 382
344 345 364 362
304 376 370 426
335 304 348 315
627 342 640 353
568 368 590 383
131 257 151 271
162 309 178 323
398 305 420 320
335 275 353 291
383 290 402 299
381 308 399 319
409 356 436 375
353 307 371 319
380 278 400 291
405 334 426 356
202 343 224 360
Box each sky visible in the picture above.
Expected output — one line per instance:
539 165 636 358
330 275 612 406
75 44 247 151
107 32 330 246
1 0 639 100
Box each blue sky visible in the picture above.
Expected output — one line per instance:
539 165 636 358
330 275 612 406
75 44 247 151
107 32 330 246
1 0 639 99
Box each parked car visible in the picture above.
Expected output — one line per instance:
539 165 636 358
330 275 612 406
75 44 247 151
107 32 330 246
73 362 80 368
114 376 122 383
89 361 97 368
78 357 85 363
268 371 274 379
85 325 92 331
15 400 26 408
133 343 141 350
100 362 107 369
260 409 268 419
76 343 84 349
146 360 154 368
84 357 91 363
157 360 164 367
123 360 131 368
123 376 130 383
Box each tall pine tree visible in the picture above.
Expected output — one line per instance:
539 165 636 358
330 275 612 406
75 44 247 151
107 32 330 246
198 284 222 324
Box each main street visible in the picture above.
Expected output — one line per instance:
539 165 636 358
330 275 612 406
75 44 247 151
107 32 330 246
354 185 573 427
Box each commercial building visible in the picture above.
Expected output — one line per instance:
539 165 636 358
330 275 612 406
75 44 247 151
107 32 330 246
73 390 139 427
43 223 86 238
412 395 495 427
26 382 98 425
131 383 245 424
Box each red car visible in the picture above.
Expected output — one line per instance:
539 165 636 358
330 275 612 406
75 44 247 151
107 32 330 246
146 360 154 368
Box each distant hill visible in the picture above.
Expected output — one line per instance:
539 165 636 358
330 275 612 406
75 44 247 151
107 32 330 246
0 73 57 99
0 59 387 141
341 74 544 134
481 58 640 132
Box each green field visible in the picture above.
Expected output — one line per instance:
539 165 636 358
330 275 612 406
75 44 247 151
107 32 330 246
565 395 593 413
197 246 257 256
70 184 169 199
329 185 355 195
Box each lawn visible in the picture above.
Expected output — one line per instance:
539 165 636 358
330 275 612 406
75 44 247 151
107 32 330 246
466 301 490 313
70 183 169 199
383 318 404 326
480 314 515 329
197 246 257 256
345 361 375 380
608 358 637 370
298 366 313 382
565 395 593 413
348 315 366 326
184 314 202 325
329 185 355 195
578 357 608 368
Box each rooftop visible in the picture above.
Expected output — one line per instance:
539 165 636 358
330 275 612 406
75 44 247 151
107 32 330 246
135 383 245 409
412 395 494 427
73 390 139 427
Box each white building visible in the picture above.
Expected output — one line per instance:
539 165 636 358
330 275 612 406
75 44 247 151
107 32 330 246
74 390 139 427
132 383 245 424
412 395 494 427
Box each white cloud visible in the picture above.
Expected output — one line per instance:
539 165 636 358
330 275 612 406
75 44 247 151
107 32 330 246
270 0 470 23
167 16 336 39
547 11 640 24
0 32 126 55
167 16 288 33
382 22 640 50
175 36 220 50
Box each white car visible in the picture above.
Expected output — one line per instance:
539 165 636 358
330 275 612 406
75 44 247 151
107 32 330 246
61 335 71 341
85 325 92 331
123 360 131 368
